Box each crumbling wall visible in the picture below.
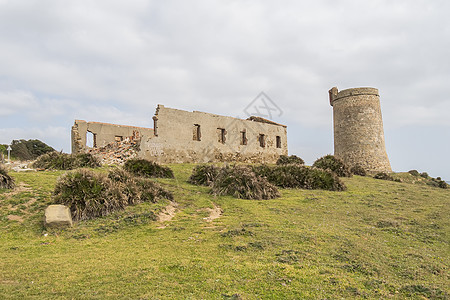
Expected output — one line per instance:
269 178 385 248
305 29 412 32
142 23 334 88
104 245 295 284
71 120 153 154
140 105 288 163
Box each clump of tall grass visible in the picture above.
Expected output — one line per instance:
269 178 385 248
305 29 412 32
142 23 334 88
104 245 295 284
33 151 100 170
124 158 174 178
0 166 15 189
313 155 352 177
211 165 280 200
188 165 220 186
253 164 346 191
53 168 173 221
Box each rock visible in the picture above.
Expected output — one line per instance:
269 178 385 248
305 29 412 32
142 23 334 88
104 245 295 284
44 205 73 228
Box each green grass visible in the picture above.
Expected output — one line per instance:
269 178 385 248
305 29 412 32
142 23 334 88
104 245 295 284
0 166 449 299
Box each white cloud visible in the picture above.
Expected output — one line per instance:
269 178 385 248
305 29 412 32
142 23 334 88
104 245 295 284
0 90 39 116
0 0 449 177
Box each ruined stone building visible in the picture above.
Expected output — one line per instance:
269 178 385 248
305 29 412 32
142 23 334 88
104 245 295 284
72 105 288 163
329 87 392 173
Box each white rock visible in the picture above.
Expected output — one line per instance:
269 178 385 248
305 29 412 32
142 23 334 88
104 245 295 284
44 205 73 228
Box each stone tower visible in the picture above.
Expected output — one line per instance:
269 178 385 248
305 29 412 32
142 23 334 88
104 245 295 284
329 87 392 173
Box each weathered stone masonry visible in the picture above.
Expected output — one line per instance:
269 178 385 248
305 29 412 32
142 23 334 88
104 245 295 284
329 87 392 173
71 120 153 154
72 105 288 164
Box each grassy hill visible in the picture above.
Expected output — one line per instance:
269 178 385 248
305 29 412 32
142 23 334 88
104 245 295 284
0 164 449 299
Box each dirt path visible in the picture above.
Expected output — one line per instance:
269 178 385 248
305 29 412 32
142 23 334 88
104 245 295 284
7 215 24 223
203 204 222 222
3 182 32 197
156 201 178 229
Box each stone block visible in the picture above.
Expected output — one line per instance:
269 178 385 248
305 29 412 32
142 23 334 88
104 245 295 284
44 205 73 228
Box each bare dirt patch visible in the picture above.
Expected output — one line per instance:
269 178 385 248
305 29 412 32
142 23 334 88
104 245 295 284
203 204 222 222
156 201 178 229
3 182 32 197
7 215 24 223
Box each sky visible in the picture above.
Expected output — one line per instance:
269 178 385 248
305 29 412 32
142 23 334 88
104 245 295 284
0 0 449 180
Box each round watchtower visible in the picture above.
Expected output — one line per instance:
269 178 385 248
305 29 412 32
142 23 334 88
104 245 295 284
329 87 392 173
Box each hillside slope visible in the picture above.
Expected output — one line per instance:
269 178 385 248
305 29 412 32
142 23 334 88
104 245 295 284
0 165 449 299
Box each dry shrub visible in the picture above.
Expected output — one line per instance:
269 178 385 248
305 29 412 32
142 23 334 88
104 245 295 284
0 166 15 189
124 158 174 178
211 165 280 200
33 151 100 170
313 155 352 177
188 165 220 186
53 169 126 221
276 155 305 165
108 168 173 204
54 168 173 221
253 164 346 191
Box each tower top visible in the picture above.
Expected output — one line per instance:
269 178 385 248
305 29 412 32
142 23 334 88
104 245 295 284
329 87 379 106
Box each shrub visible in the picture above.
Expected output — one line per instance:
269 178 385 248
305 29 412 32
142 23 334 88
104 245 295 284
0 166 15 189
313 155 352 177
420 172 429 179
108 168 174 204
276 155 305 165
124 158 174 178
33 152 100 170
54 168 173 221
73 153 101 168
374 172 394 181
426 177 449 189
188 164 220 186
408 170 420 177
351 165 366 176
253 164 346 191
211 165 280 200
53 169 126 221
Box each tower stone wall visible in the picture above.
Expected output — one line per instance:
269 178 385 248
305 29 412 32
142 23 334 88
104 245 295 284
329 87 392 173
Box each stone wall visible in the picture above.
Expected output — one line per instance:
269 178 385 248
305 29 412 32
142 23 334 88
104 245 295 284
329 87 392 173
72 105 288 164
141 105 288 163
71 120 153 154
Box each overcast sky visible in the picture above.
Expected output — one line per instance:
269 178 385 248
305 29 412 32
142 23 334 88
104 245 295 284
0 0 449 179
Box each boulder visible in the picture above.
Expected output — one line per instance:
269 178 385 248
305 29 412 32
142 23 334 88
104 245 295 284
44 205 73 228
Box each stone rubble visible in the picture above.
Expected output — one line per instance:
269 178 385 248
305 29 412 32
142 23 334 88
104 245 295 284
87 132 141 166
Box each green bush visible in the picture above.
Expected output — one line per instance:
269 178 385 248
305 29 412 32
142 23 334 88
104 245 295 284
8 139 55 161
211 165 280 200
408 170 420 176
351 165 366 176
276 155 305 165
253 164 346 191
108 168 173 204
124 159 174 178
53 169 126 221
54 168 173 221
427 177 449 189
188 165 220 186
420 172 429 179
74 153 101 168
374 172 394 181
33 152 100 170
0 166 15 189
313 155 352 177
